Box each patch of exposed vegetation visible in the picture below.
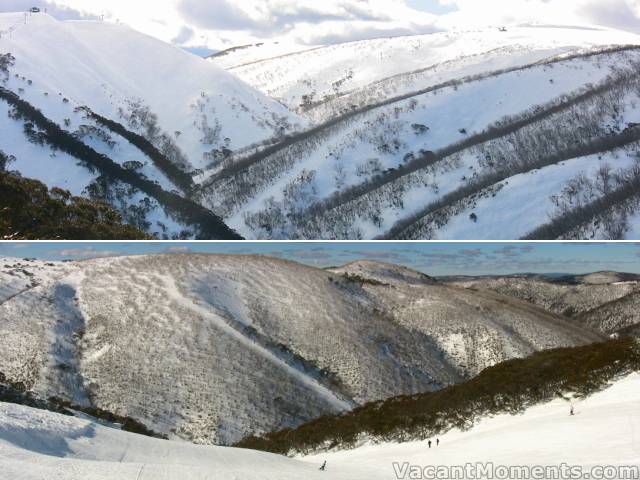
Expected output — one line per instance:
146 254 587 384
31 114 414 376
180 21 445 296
339 273 390 287
0 170 150 240
0 371 166 439
79 107 195 193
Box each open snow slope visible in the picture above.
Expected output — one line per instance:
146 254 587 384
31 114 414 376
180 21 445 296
0 13 303 166
0 400 326 480
1 372 638 479
0 255 601 445
211 40 319 70
212 25 640 118
303 372 640 479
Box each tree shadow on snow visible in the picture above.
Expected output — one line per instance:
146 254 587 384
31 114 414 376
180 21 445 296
0 420 97 458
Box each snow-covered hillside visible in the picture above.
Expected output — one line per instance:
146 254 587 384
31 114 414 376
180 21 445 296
0 255 601 444
303 372 640 479
3 14 640 239
2 372 638 479
448 273 640 335
211 40 318 71
212 26 640 119
0 12 304 239
201 26 640 240
0 13 303 165
0 400 325 480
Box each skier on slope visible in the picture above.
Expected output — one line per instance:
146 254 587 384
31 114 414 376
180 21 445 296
428 440 432 448
570 405 575 416
437 438 440 446
320 461 327 471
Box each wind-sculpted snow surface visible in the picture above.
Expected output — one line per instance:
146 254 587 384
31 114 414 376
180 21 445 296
0 255 602 445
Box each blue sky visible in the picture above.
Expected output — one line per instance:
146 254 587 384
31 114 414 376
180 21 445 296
1 242 639 277
406 0 458 14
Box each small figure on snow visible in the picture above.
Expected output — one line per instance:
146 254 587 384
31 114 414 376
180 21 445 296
437 438 440 446
570 405 575 416
320 461 327 471
428 440 432 448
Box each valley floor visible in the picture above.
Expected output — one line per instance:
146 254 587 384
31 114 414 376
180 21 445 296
1 373 639 479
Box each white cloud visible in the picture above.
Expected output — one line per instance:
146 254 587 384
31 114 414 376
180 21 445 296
34 0 437 48
13 0 640 50
436 0 640 31
54 247 120 259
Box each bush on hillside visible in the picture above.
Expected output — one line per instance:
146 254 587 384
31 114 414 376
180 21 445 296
235 338 640 455
0 170 150 240
0 375 166 439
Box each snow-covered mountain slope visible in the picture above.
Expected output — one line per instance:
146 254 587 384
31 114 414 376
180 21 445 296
0 13 303 165
0 12 304 239
4 15 640 239
0 255 601 445
201 26 640 239
211 40 319 70
447 274 640 335
447 274 640 316
0 257 69 302
575 290 640 336
329 259 438 286
2 372 638 479
211 26 640 119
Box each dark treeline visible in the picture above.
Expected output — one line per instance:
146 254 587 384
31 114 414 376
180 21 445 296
235 338 640 455
200 45 640 202
0 87 242 239
523 168 640 239
0 372 166 439
381 127 640 239
81 108 195 193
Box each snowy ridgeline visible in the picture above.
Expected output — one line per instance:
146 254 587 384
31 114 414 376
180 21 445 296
2 13 640 239
0 12 304 239
1 372 639 479
0 255 604 445
213 26 640 116
448 275 640 325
